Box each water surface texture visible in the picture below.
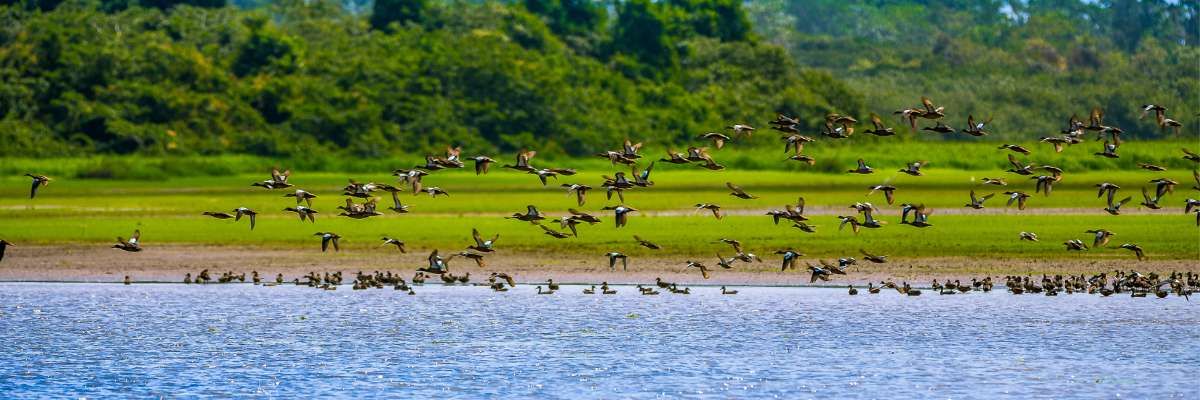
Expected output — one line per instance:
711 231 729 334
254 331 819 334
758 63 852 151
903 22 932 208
0 283 1196 398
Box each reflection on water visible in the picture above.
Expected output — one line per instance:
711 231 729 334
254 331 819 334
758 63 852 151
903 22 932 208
0 283 1196 398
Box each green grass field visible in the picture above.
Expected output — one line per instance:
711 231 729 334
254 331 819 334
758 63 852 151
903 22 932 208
2 143 1197 262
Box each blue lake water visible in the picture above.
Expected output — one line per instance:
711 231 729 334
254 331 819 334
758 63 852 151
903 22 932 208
0 283 1196 398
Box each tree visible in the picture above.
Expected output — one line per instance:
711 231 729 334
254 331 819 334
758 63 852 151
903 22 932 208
611 0 676 77
370 0 426 31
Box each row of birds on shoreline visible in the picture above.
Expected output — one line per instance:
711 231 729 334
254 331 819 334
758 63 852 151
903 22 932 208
110 269 1196 301
6 98 1198 284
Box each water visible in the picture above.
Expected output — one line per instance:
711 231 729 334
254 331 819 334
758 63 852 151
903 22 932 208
0 283 1196 398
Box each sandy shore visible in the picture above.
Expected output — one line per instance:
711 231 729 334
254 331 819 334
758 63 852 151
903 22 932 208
0 244 1194 286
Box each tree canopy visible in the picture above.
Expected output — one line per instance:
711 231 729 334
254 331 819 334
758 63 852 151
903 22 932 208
0 0 1191 158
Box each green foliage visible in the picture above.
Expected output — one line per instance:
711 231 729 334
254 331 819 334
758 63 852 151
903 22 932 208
369 0 424 31
0 0 831 158
0 0 1191 160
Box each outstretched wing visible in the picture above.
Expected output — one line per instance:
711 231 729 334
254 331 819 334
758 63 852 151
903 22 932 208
726 182 745 195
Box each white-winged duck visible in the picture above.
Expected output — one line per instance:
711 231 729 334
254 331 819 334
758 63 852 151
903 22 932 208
284 205 319 222
964 190 994 209
775 249 802 271
606 252 628 272
960 114 991 136
561 184 591 206
699 132 731 149
1119 243 1145 261
284 189 317 206
847 158 873 174
380 237 406 253
233 207 257 230
601 205 637 228
112 230 142 252
314 232 341 252
25 174 50 199
694 203 722 220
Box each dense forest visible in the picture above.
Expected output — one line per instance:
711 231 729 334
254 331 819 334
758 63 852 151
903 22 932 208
0 0 1194 158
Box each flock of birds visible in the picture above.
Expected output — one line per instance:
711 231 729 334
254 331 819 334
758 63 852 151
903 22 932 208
3 98 1197 298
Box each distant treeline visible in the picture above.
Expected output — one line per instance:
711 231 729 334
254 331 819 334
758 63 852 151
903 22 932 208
0 0 1194 159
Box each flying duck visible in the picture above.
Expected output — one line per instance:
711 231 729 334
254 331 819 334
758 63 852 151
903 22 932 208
502 150 538 172
25 174 50 198
863 114 896 136
284 205 319 222
1136 163 1166 172
284 189 318 206
847 159 873 174
981 178 1007 186
1140 187 1161 209
602 205 637 228
775 249 802 271
699 132 731 149
471 156 496 175
684 261 712 279
860 249 888 263
449 252 486 268
233 207 257 230
1063 239 1088 251
998 144 1031 155
567 209 601 224
631 162 655 187
727 124 755 139
113 230 142 252
380 237 406 252
1119 243 1145 261
507 205 545 222
539 224 571 239
964 190 994 209
1004 191 1031 210
606 252 628 272
1085 229 1114 247
561 184 591 206
387 191 410 213
921 121 954 134
868 184 897 205
314 232 341 252
1104 195 1132 215
203 211 234 219
1094 140 1119 158
419 250 449 274
633 235 660 250
660 149 690 164
695 203 722 219
0 240 11 262
899 161 926 176
251 168 292 189
960 115 992 136
468 229 499 252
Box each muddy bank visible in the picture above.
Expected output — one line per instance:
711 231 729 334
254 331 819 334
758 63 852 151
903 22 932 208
0 244 1193 286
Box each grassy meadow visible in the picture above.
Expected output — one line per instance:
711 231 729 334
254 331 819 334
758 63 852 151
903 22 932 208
2 140 1197 262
